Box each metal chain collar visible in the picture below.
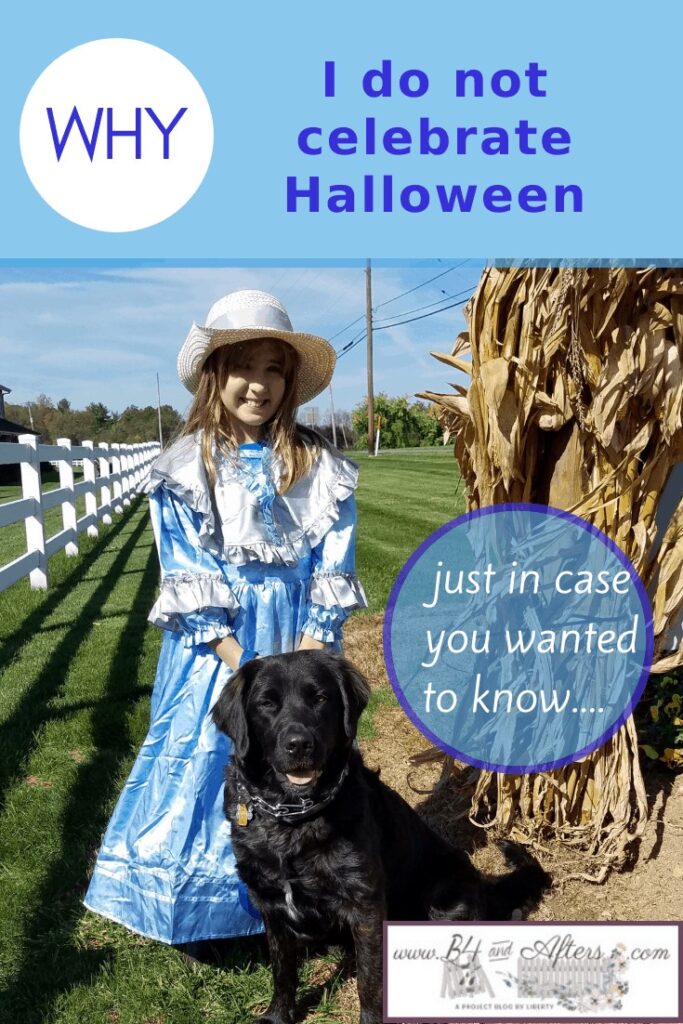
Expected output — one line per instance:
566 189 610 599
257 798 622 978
235 764 350 825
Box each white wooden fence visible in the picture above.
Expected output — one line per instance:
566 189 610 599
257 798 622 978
0 435 160 593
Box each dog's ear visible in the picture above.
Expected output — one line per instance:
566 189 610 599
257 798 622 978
211 667 251 759
336 657 371 739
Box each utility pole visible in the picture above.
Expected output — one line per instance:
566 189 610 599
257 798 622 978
328 383 338 447
366 259 375 455
156 373 164 449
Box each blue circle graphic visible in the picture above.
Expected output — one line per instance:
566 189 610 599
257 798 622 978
383 505 654 773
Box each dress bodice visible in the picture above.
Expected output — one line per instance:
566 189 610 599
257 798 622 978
146 432 360 567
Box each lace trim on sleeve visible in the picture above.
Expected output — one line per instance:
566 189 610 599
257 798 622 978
308 571 368 611
148 571 240 631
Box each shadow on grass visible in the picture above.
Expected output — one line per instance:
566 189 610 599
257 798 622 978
0 502 151 814
2 503 162 1022
0 497 141 677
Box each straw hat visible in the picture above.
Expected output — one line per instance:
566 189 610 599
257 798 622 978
177 290 336 406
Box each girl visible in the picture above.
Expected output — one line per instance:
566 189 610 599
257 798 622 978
84 289 367 956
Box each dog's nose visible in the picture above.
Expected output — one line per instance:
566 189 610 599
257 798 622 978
284 731 313 759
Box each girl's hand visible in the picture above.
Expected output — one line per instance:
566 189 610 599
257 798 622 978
297 634 328 652
209 635 244 671
210 634 327 668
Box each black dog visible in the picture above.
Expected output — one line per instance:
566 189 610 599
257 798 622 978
212 650 549 1024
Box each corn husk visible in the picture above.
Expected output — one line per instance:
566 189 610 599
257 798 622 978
420 267 683 869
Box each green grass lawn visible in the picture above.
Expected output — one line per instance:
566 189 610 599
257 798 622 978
353 448 465 611
0 449 463 1024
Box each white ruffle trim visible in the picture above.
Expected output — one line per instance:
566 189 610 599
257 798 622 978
221 540 299 567
300 621 338 644
182 622 233 649
147 470 222 557
308 571 368 611
303 457 359 551
148 572 241 631
147 432 359 566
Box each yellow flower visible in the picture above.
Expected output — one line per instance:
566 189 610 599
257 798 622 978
660 748 683 767
650 706 660 722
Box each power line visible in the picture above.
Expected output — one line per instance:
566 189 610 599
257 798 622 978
372 296 470 331
328 313 365 342
336 328 366 357
372 286 474 325
276 267 319 304
335 293 471 359
373 260 471 311
326 260 472 343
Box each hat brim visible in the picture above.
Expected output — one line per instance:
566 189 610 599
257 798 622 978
178 325 337 406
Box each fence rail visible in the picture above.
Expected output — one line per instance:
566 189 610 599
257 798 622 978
0 435 160 593
517 956 610 996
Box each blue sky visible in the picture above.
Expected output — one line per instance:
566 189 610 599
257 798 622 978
0 263 481 420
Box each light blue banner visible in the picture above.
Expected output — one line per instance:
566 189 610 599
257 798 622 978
2 1 681 259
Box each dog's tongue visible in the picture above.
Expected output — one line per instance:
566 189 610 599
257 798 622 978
286 770 320 786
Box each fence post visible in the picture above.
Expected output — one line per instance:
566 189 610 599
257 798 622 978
129 444 137 497
98 442 112 525
19 433 48 590
57 437 79 556
142 444 149 481
134 444 142 491
122 445 131 506
111 443 123 514
129 444 138 493
82 440 99 539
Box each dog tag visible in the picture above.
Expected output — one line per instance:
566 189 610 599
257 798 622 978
237 803 252 827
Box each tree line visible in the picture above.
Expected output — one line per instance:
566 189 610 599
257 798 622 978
5 396 183 446
5 392 446 450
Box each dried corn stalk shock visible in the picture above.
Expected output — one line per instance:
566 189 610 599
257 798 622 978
419 267 683 873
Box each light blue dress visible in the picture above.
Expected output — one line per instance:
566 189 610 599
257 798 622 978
84 433 366 944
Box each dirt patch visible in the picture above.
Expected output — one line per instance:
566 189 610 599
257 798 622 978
312 615 683 1021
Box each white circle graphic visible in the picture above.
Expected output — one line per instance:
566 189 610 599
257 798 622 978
19 38 214 232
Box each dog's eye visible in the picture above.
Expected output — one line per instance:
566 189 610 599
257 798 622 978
313 692 328 706
256 690 281 710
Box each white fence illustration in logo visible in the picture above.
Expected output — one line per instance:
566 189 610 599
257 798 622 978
518 955 610 995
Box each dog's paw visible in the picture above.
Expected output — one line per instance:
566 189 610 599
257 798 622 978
256 1008 293 1024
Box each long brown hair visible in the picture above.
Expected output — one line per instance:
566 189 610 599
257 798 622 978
182 339 318 492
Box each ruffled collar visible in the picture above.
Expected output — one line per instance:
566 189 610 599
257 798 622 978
146 430 359 567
